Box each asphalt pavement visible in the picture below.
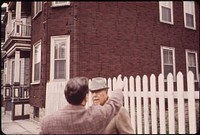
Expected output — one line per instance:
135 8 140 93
1 107 41 134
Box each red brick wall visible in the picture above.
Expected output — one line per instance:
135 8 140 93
30 2 199 107
75 2 199 79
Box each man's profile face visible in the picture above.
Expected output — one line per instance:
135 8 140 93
91 89 108 105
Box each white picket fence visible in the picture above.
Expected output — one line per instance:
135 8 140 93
45 71 199 134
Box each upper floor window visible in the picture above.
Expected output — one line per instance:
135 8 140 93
186 50 199 81
183 1 196 30
161 46 176 80
52 1 70 7
32 41 41 83
34 2 42 17
159 1 174 25
50 35 70 81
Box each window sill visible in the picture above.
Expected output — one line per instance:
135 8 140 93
160 20 174 25
51 3 70 8
184 26 196 30
31 81 40 85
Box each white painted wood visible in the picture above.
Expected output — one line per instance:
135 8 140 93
136 75 142 134
158 73 166 134
129 76 136 134
177 72 186 134
142 75 150 134
107 78 112 97
45 81 68 116
167 73 175 134
150 74 157 134
187 71 197 134
123 77 129 113
112 77 117 91
45 72 199 134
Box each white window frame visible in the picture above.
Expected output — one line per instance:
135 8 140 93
4 62 7 85
34 2 42 18
51 1 70 7
32 40 41 84
50 35 70 81
161 46 176 81
185 50 199 82
183 1 196 30
159 1 174 25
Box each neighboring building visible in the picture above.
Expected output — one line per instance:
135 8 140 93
2 2 32 120
2 1 199 121
1 3 7 106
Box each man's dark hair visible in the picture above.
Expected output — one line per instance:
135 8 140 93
64 77 89 105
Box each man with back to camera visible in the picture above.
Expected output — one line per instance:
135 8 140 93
40 75 125 134
89 77 134 134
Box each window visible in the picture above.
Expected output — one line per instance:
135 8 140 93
183 1 196 30
11 61 15 85
186 50 199 81
52 1 70 7
34 2 42 17
32 41 41 83
50 35 70 81
161 46 176 80
4 62 7 84
159 1 174 24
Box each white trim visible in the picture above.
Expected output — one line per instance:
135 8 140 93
50 35 70 82
183 1 196 30
159 1 174 25
32 40 41 83
20 58 25 85
33 2 42 19
31 81 40 85
160 46 176 81
185 49 199 82
10 58 15 84
6 43 31 56
51 1 70 7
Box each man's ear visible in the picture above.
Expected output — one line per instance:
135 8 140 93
105 89 109 95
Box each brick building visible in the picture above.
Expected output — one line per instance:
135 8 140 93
2 1 199 121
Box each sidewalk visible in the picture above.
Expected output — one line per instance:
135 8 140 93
1 107 41 134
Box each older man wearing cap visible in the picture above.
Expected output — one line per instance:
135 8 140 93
90 77 134 134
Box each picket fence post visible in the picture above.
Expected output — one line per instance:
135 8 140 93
143 75 150 134
187 71 196 134
167 73 175 134
136 75 142 134
177 72 185 134
158 73 166 134
150 74 157 134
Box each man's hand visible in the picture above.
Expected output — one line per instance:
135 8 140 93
116 74 125 90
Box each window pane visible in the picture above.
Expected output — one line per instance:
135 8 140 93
186 13 194 27
163 49 173 64
162 6 171 22
55 40 66 59
54 60 66 79
59 44 65 59
34 62 40 81
35 46 40 63
189 67 197 80
12 61 15 84
164 65 173 79
188 53 196 66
